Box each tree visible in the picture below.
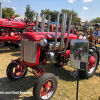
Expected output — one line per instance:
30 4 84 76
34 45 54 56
41 9 58 22
2 7 15 19
14 14 20 18
2 7 20 19
40 9 81 25
24 4 35 22
60 9 81 25
90 17 100 23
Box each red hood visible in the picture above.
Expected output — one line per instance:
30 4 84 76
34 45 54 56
22 32 78 41
0 18 25 28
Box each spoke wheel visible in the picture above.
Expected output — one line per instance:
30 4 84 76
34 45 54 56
6 62 27 80
33 73 58 100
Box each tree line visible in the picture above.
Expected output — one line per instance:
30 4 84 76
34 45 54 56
2 4 81 24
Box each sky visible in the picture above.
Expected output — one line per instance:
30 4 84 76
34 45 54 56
1 0 100 22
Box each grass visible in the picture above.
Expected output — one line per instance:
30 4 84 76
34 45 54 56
0 42 100 100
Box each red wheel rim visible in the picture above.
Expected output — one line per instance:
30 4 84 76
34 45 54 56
88 53 97 73
40 80 55 99
11 64 25 77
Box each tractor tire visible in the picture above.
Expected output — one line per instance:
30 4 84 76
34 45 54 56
33 73 58 100
13 43 19 48
6 62 27 81
4 41 12 46
79 47 99 79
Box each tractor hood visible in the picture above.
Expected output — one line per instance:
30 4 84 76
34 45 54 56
22 32 78 41
0 18 25 28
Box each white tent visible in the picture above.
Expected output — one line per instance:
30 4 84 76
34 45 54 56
15 15 48 23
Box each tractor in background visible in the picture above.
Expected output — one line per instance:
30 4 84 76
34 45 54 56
0 15 36 48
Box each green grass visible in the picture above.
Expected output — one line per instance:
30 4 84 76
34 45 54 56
0 42 100 100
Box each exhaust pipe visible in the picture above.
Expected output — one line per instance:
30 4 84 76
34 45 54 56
43 14 46 31
65 15 72 49
41 14 44 32
0 2 2 18
36 13 38 32
63 14 67 41
59 13 65 50
54 12 60 50
48 15 51 32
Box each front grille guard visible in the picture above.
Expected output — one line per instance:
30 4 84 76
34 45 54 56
21 37 37 63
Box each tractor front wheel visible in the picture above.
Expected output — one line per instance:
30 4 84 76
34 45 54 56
79 48 99 78
33 73 58 100
6 62 27 81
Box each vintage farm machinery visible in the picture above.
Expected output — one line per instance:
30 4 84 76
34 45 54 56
6 12 99 100
0 16 36 48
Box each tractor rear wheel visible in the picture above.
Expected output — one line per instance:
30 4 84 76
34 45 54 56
13 43 20 48
33 73 58 100
6 62 27 81
79 47 99 78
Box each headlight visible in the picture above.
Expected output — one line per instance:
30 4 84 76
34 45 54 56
39 38 47 47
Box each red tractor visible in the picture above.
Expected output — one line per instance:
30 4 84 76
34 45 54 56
0 15 35 48
74 48 84 60
6 13 99 100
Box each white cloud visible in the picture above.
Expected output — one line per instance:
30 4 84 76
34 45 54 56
68 0 76 3
3 0 6 2
82 12 84 14
12 7 16 10
3 0 11 2
83 7 88 10
83 0 92 2
7 0 11 2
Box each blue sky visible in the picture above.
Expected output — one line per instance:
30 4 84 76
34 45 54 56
1 0 100 22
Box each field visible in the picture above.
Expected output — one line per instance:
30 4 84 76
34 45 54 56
0 42 100 100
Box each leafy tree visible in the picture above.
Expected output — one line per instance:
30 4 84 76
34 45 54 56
2 7 15 19
60 9 81 25
41 9 58 22
24 4 35 22
2 7 20 19
14 14 20 18
41 9 81 25
90 17 100 23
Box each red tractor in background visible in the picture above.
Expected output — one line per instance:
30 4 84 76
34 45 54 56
0 15 36 48
74 48 84 60
6 13 99 100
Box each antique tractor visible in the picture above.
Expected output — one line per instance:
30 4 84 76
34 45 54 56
0 16 35 48
6 13 99 100
74 50 81 60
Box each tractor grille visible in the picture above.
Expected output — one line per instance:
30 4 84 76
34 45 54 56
21 37 37 63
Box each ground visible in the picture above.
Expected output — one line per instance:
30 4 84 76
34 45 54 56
0 42 100 100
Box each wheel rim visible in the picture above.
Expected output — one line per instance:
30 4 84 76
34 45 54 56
40 79 56 99
11 64 25 78
88 53 98 73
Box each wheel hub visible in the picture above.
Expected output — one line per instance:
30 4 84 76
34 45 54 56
46 87 50 91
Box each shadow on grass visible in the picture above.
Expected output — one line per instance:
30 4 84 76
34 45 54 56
40 62 77 82
0 62 77 100
95 72 100 77
11 53 20 57
0 76 36 100
0 43 20 54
